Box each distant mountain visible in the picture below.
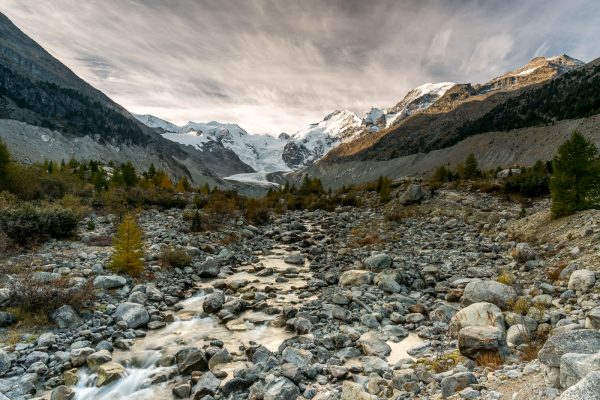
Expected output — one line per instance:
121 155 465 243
0 12 251 185
134 114 290 173
325 55 585 162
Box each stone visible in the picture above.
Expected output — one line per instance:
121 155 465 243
87 350 112 371
358 333 391 357
193 371 220 397
568 269 596 292
263 377 300 400
0 288 9 307
585 307 600 329
220 378 252 396
374 272 402 293
51 385 75 400
399 184 423 206
283 253 305 265
339 270 372 287
25 350 49 365
513 243 536 262
364 253 392 272
340 381 378 400
441 372 478 398
173 383 192 398
458 326 507 359
96 362 126 387
282 347 313 368
203 291 225 313
291 317 313 334
176 347 208 374
281 363 303 382
539 330 600 368
93 275 127 289
559 371 600 400
63 369 79 386
114 302 149 328
560 352 600 389
49 305 84 329
128 291 147 305
70 347 95 367
37 332 59 347
362 356 390 374
208 348 231 370
198 257 219 278
0 350 11 375
0 311 15 327
462 280 516 310
450 302 505 333
506 324 532 346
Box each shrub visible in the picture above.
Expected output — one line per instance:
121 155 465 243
159 246 192 269
204 192 237 225
7 272 94 318
189 209 203 232
110 213 144 276
0 205 78 245
243 198 271 225
474 350 503 369
546 261 568 282
511 296 532 315
496 269 515 286
550 131 600 217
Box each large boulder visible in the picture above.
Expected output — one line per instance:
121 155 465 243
559 371 600 400
568 269 596 292
176 347 208 375
198 257 219 278
114 302 149 328
51 385 75 400
96 362 126 387
462 280 516 310
458 326 508 359
560 352 600 388
399 184 423 206
86 350 112 371
193 371 220 398
339 270 372 287
49 305 84 329
93 275 127 289
450 302 505 334
0 288 10 307
440 372 478 398
364 253 392 272
281 347 313 368
203 291 225 314
340 381 377 400
539 330 600 369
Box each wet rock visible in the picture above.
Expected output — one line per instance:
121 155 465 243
49 305 84 329
86 350 112 371
568 269 596 292
289 317 313 334
458 326 507 359
173 383 192 398
284 253 305 265
93 275 127 289
193 371 220 398
96 362 127 387
220 378 251 397
70 347 95 367
198 257 219 278
560 352 600 388
441 372 478 398
462 280 516 310
559 371 600 400
263 377 300 400
51 385 75 400
114 302 149 328
339 270 372 287
208 348 231 370
176 347 208 375
364 253 392 272
203 291 225 314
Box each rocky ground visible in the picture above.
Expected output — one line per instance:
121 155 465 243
0 185 599 400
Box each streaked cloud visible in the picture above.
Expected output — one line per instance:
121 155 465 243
1 0 598 134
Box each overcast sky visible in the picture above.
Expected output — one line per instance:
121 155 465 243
1 0 599 135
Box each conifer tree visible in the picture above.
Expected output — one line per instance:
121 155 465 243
464 153 479 179
110 213 144 276
0 139 10 190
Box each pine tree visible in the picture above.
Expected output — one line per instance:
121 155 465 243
550 131 600 217
110 213 144 276
121 162 138 187
464 153 479 179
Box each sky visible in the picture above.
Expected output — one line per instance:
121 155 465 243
1 0 599 135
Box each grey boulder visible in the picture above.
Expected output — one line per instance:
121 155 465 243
114 302 149 329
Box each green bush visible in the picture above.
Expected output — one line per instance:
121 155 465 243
504 171 549 197
0 205 78 245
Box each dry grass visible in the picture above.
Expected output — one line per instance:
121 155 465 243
475 351 503 369
219 233 238 246
497 269 515 286
419 351 463 373
519 329 549 361
510 297 532 315
546 261 568 282
348 225 383 248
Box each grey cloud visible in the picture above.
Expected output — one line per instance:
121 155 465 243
1 0 598 134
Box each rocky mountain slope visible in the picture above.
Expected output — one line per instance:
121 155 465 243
0 12 251 185
325 55 585 163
